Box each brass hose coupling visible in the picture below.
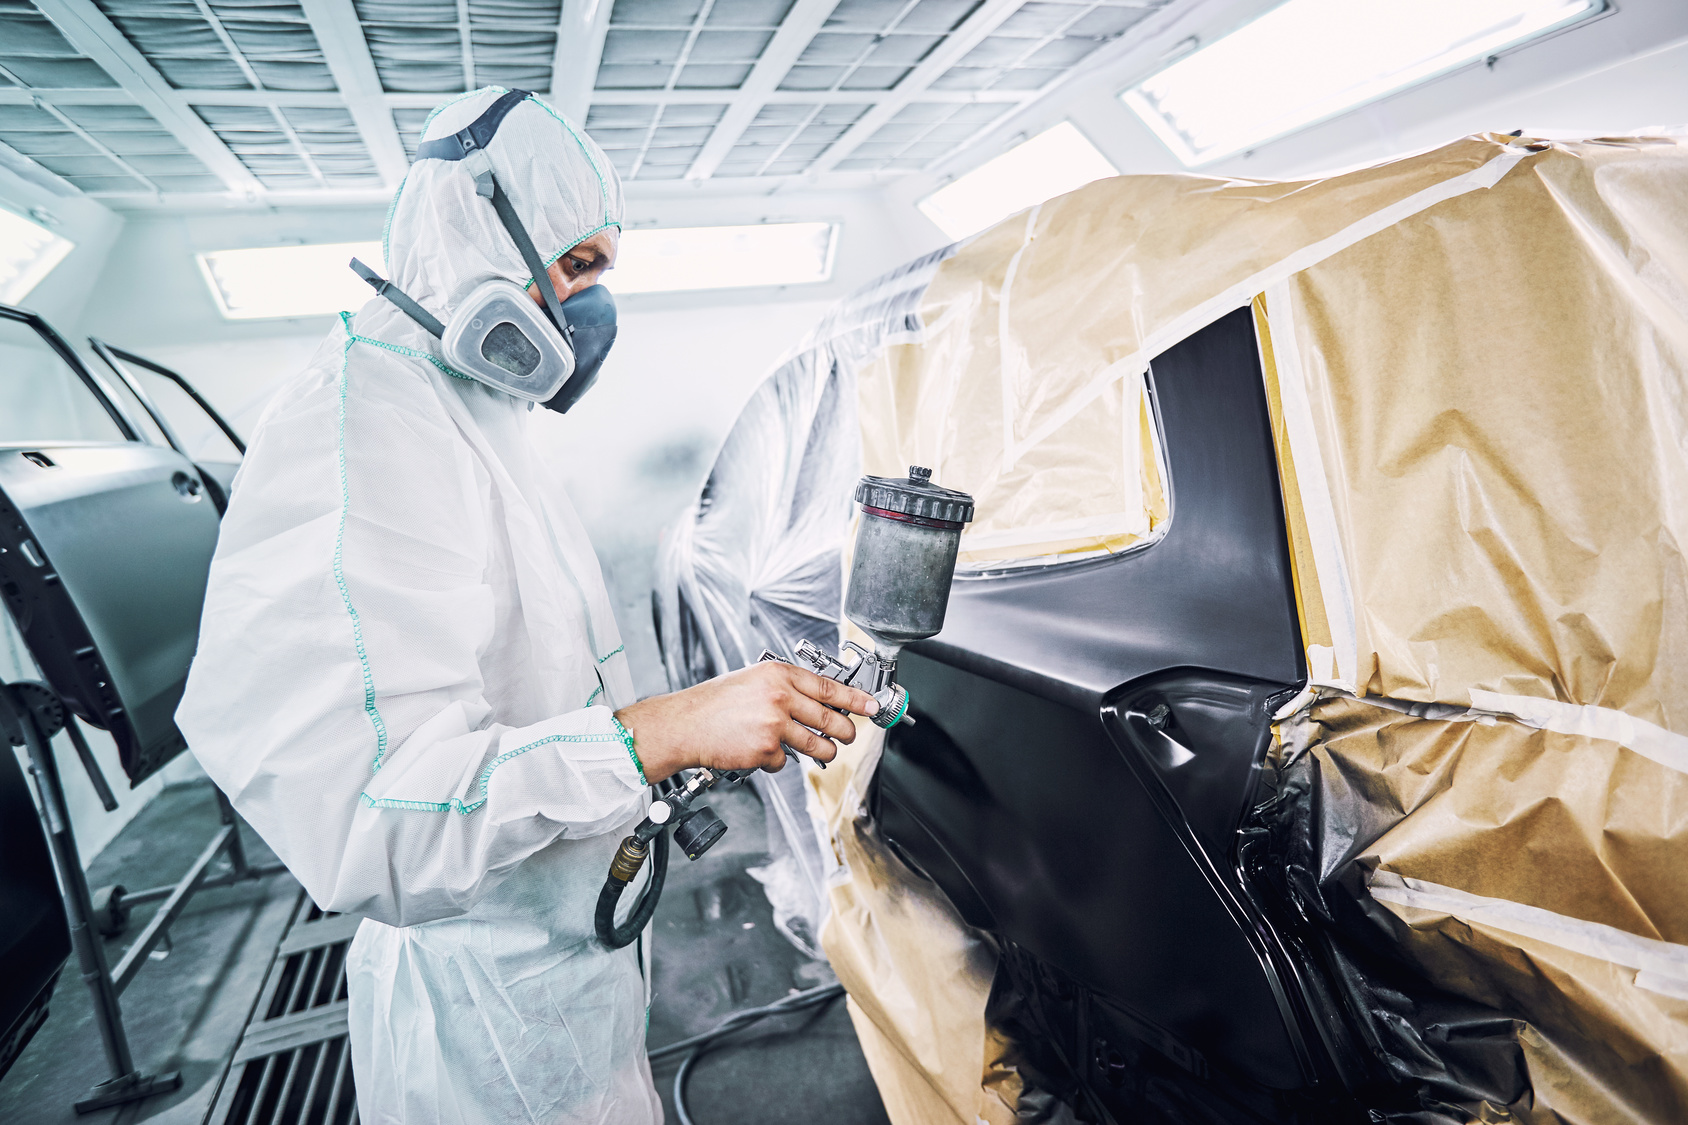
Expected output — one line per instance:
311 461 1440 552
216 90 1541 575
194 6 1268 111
607 835 649 884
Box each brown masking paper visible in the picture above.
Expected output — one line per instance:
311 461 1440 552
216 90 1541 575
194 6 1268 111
821 133 1688 1122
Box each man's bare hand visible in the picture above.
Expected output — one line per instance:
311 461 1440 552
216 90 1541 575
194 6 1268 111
613 663 879 784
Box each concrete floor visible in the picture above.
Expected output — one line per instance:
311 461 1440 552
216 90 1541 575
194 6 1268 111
1 776 892 1125
645 781 891 1125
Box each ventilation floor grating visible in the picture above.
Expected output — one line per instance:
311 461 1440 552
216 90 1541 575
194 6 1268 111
208 899 360 1125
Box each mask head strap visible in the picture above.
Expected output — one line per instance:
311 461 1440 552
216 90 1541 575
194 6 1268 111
349 257 445 338
411 90 573 338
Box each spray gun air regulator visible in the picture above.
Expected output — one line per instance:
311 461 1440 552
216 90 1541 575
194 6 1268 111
596 466 975 949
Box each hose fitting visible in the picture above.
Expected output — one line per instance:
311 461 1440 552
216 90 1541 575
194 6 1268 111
608 835 649 884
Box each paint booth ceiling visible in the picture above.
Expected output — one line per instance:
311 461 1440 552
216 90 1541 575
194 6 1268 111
0 0 1172 206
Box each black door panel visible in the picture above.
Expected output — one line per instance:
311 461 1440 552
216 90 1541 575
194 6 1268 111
919 306 1305 713
877 655 1305 1089
867 307 1351 1118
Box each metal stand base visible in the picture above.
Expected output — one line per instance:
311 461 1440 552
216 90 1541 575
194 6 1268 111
74 1069 183 1114
0 680 283 1117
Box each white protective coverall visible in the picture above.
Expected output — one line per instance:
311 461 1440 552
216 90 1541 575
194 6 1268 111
176 88 662 1125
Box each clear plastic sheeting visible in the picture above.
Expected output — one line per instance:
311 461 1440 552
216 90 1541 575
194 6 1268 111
654 246 957 954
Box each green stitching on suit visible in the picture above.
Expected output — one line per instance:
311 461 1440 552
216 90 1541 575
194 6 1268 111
344 321 474 382
611 713 646 785
334 313 392 772
360 732 625 814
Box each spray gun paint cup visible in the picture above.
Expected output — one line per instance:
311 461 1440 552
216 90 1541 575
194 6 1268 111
845 466 976 658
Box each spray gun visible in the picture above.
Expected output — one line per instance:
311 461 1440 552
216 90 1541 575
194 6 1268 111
596 466 975 949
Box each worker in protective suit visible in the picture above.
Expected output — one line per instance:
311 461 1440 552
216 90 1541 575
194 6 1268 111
177 87 876 1125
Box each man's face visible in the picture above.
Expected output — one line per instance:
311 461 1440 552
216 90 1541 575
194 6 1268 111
528 227 619 304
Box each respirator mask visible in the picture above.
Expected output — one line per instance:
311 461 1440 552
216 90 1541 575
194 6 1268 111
350 89 616 414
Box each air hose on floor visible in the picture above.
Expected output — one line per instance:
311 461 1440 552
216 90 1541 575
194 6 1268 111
648 982 846 1125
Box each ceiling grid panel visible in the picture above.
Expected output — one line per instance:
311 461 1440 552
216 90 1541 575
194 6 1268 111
179 0 340 187
7 96 157 190
682 0 839 180
935 0 1155 91
805 0 1028 175
457 0 476 91
469 1 561 89
550 0 614 121
352 0 468 93
297 0 408 186
0 0 1183 200
0 0 119 88
32 0 263 191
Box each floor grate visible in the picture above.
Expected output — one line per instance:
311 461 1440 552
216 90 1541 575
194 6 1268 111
208 899 360 1125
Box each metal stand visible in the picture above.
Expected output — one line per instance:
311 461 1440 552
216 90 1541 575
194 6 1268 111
0 680 285 1114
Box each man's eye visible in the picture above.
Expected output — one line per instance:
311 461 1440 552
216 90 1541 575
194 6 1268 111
568 256 591 273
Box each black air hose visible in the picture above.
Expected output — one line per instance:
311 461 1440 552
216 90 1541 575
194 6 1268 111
648 983 846 1125
595 828 669 948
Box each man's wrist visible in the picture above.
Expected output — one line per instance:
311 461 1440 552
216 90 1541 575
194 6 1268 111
613 701 684 784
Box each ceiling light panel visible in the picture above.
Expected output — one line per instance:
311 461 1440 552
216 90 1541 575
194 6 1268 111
0 5 117 89
0 206 76 306
611 222 835 293
597 0 795 91
918 120 1117 239
1123 0 1606 166
92 0 336 92
934 0 1156 92
199 240 387 319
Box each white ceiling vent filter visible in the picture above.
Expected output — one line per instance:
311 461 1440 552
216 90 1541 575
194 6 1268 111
1123 0 1606 167
918 122 1118 242
198 241 385 320
0 208 75 306
610 223 837 294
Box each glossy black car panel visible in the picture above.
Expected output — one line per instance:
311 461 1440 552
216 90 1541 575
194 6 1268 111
869 307 1357 1120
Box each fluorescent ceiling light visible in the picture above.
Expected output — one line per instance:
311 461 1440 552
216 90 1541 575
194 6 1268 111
0 207 75 306
918 122 1119 241
1123 0 1605 166
610 223 836 294
199 240 384 320
201 224 838 317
